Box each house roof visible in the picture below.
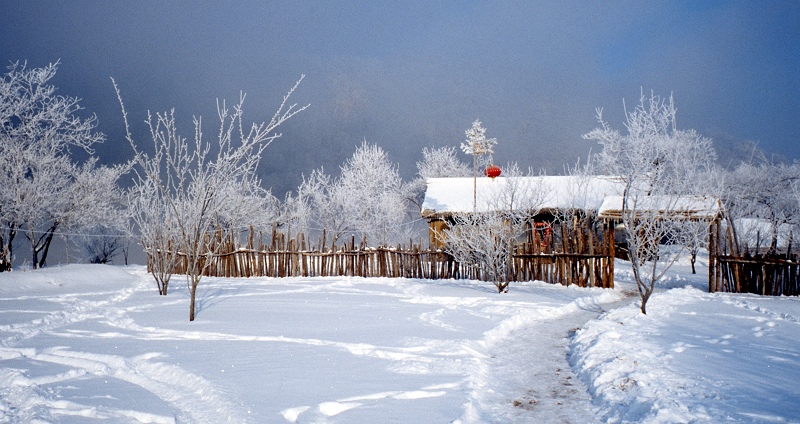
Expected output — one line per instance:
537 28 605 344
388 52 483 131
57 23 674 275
597 195 722 220
421 175 626 217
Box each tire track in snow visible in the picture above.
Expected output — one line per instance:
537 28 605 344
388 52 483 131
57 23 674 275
0 272 159 422
280 382 458 423
1 346 247 424
0 279 145 348
98 315 473 374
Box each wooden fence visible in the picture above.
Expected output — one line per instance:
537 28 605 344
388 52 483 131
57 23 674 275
708 221 800 295
157 222 615 289
711 254 800 296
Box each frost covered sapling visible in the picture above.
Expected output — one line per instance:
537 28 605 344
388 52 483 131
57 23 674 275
584 91 717 314
116 77 307 320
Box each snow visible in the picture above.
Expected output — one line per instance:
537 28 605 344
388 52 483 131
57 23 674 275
421 176 625 215
597 195 723 220
1 258 799 423
572 284 800 423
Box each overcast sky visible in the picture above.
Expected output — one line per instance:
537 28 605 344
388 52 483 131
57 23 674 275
2 1 798 195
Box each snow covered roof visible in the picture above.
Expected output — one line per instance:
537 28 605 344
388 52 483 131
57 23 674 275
421 176 627 216
597 195 722 220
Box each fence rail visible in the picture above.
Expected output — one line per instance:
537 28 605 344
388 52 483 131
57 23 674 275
154 224 615 289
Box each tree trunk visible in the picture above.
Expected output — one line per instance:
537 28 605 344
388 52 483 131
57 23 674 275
188 268 204 321
189 277 198 321
159 281 168 296
0 226 16 272
37 228 56 269
770 230 779 255
630 254 652 315
27 223 58 269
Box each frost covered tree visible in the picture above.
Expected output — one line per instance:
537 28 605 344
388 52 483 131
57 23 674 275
337 141 410 246
417 146 472 180
461 119 498 212
0 61 125 270
279 190 312 241
290 167 351 245
215 174 282 241
724 159 800 254
126 164 180 296
682 167 725 273
67 160 129 264
82 227 123 264
116 77 307 320
584 91 717 314
445 212 518 293
289 142 411 247
406 146 472 211
461 119 498 159
794 177 800 232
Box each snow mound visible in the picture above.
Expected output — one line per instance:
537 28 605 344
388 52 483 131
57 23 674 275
571 286 800 423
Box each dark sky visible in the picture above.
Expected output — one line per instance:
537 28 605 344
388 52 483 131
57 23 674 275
2 1 799 195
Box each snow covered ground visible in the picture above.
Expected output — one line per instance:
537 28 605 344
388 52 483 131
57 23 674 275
1 256 798 423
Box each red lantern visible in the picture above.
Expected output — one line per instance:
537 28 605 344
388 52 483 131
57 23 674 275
484 164 502 179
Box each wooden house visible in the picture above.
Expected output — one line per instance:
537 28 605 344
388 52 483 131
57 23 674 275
421 175 627 248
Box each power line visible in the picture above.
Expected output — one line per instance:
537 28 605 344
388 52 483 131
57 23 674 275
0 216 431 241
0 224 132 239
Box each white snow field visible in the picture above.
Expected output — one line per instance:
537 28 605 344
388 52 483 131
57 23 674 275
1 257 799 423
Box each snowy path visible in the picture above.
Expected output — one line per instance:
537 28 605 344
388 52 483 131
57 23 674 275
462 290 633 423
